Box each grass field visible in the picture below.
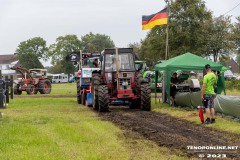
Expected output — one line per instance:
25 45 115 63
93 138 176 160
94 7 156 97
0 84 185 160
1 83 239 159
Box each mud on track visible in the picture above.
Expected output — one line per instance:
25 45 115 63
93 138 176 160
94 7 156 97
99 107 240 159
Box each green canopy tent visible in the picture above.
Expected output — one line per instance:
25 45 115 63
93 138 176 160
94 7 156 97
154 52 227 105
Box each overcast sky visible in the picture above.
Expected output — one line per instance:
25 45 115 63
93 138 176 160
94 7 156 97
0 0 239 55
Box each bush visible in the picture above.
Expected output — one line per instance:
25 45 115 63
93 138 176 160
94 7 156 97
225 79 240 91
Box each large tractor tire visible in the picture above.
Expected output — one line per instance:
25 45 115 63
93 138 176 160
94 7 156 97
81 93 86 105
76 77 81 104
91 73 101 110
134 72 143 95
98 85 109 112
39 79 52 94
26 84 36 95
34 89 38 94
14 85 22 95
140 83 151 111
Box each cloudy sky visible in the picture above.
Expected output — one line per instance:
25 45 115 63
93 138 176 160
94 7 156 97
0 0 239 55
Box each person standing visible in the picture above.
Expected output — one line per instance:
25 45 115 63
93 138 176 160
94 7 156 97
92 59 99 67
201 64 217 124
170 72 179 106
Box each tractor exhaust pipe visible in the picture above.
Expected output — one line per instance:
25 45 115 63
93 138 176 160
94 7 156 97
115 48 119 75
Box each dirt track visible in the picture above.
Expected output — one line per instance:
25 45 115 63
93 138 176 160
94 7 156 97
99 107 240 159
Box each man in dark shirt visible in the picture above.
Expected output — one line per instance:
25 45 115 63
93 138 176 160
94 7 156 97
170 72 179 106
92 59 98 67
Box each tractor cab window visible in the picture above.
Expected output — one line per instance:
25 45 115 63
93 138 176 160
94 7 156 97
82 58 99 68
105 53 135 72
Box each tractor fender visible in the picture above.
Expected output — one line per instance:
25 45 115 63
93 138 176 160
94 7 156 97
99 82 107 85
92 70 101 74
140 79 148 84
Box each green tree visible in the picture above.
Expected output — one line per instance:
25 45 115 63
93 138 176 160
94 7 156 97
49 35 81 74
232 16 240 70
81 32 115 52
140 27 166 61
232 16 240 49
16 37 48 68
205 16 234 62
128 42 142 60
140 0 212 61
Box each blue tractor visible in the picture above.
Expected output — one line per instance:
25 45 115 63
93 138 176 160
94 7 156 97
66 51 100 106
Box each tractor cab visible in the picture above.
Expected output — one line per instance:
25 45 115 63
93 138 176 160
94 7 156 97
100 48 136 96
29 69 47 78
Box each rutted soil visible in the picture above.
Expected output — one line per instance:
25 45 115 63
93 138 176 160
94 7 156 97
99 107 240 159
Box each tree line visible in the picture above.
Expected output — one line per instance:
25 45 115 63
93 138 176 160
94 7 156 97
16 32 115 75
16 0 240 74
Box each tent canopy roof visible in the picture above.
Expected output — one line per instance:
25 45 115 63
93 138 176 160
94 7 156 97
155 52 225 71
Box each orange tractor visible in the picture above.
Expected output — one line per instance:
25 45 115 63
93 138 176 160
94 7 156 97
11 67 52 95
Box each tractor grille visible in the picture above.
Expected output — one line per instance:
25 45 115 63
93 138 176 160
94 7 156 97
119 78 131 86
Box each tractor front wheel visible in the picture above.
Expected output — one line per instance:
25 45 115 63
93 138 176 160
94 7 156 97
140 83 151 111
76 78 81 104
92 73 101 110
26 84 36 95
81 93 86 105
98 85 109 112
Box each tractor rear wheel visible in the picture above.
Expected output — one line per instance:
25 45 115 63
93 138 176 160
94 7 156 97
98 85 109 112
92 73 101 110
140 83 151 111
76 78 81 104
14 85 22 95
39 79 52 94
26 84 36 95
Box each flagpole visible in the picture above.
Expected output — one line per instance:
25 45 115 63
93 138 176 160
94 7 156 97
162 0 170 104
165 0 169 60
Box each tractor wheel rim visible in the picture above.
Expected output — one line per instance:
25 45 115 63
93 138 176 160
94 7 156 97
44 83 48 91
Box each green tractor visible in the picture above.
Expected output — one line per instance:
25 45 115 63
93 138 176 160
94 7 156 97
134 61 162 92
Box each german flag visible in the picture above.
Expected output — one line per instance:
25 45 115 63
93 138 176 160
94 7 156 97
142 7 168 30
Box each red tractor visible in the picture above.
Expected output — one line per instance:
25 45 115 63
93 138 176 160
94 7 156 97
91 48 151 112
11 67 52 95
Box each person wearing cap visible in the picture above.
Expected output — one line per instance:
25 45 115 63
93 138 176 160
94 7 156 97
170 72 179 106
201 64 217 124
